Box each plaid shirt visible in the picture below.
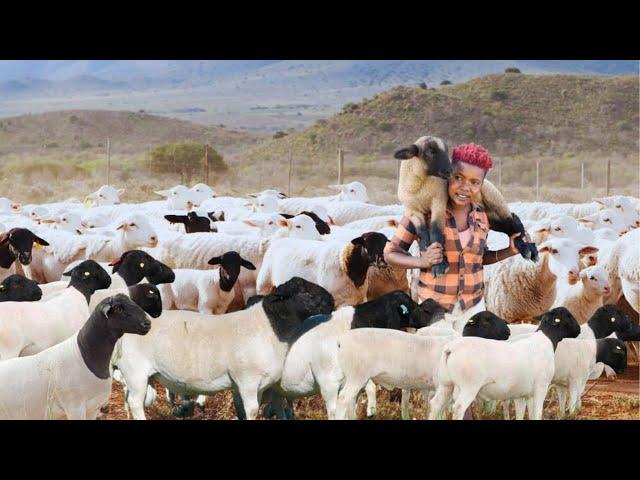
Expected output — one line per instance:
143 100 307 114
384 204 490 313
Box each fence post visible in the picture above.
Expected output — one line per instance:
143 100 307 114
106 138 111 186
580 162 584 193
396 158 401 187
337 148 344 184
535 160 540 200
204 144 209 185
288 147 293 196
498 157 502 188
605 159 611 196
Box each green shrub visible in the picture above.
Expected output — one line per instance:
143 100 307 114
440 80 452 86
505 67 522 74
145 143 227 183
273 131 288 139
342 102 358 114
308 133 317 143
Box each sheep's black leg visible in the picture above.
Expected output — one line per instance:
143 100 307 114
488 213 538 262
429 223 449 278
173 396 196 418
416 223 431 252
232 385 247 420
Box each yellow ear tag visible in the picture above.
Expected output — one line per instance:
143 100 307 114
611 317 616 322
149 290 154 295
84 271 91 277
33 242 44 250
0 285 5 291
139 262 145 268
554 318 561 324
83 198 94 208
616 346 622 350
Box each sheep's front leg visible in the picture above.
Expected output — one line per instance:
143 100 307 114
556 386 567 419
502 399 511 420
567 381 586 416
365 380 377 418
514 398 527 420
400 389 411 420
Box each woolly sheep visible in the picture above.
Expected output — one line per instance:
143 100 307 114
85 185 124 207
155 185 197 210
553 265 611 324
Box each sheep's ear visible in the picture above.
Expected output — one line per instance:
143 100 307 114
33 235 49 247
351 236 366 246
116 188 125 196
101 301 113 318
278 219 290 228
241 259 256 271
62 266 76 277
208 256 222 265
538 245 552 254
154 190 171 198
579 213 598 223
579 246 599 255
393 145 419 160
328 184 346 191
277 192 288 198
116 223 126 231
243 220 259 228
0 235 10 247
536 227 549 233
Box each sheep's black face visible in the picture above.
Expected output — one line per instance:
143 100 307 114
112 250 175 286
537 307 581 347
589 304 639 340
596 338 628 375
0 274 42 302
300 211 331 235
417 298 447 327
128 283 163 318
101 294 151 336
352 232 389 267
208 251 256 291
463 311 510 340
63 260 112 292
0 228 49 265
262 277 335 342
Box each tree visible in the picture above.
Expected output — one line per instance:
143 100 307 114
146 142 227 183
505 67 522 74
440 80 452 86
418 82 428 90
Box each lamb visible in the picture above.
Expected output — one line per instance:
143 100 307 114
0 274 42 302
28 214 158 283
599 230 638 306
151 232 265 310
0 294 151 420
593 195 640 228
334 310 510 420
275 182 369 216
327 181 369 202
343 216 400 232
553 265 611 324
40 212 85 235
112 277 335 420
428 307 581 420
256 232 389 307
0 228 50 282
158 251 256 314
84 185 124 207
321 201 404 226
154 185 196 210
267 292 440 420
508 201 602 223
164 212 213 233
190 183 216 205
394 136 537 277
0 260 112 360
485 237 599 323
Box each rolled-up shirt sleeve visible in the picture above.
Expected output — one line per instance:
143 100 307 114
384 213 418 255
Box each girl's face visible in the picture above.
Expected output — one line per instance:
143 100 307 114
448 162 486 207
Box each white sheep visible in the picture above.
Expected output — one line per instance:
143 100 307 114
553 265 611 324
85 185 124 207
158 251 256 314
0 294 151 419
190 184 216 205
154 185 197 210
428 307 581 420
579 208 628 234
112 277 334 420
0 198 21 214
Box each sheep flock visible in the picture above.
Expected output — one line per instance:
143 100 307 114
0 178 638 420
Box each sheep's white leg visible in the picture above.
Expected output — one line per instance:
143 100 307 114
401 389 411 420
451 390 477 420
421 389 432 419
514 399 526 420
64 404 87 420
567 381 585 416
556 386 567 419
502 400 510 420
336 383 363 420
529 388 546 420
429 384 454 420
316 374 341 420
236 380 260 420
365 380 377 418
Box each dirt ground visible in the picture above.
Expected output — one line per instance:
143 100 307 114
100 359 639 421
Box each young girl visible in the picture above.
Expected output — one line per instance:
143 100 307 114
384 143 530 419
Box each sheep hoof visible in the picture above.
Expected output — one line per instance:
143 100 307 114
431 261 449 278
173 400 196 418
529 243 539 262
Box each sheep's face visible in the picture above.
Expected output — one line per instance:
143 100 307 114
110 250 174 285
537 307 581 342
282 215 322 240
0 228 49 265
394 136 452 180
590 304 639 341
86 185 123 206
100 294 151 336
63 260 112 291
208 251 256 291
116 215 158 248
538 238 598 285
580 266 610 296
191 184 216 204
415 298 446 327
463 311 510 340
128 283 163 318
0 274 42 302
299 211 331 235
596 338 627 375
351 232 389 267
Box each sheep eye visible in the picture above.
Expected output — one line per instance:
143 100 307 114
554 227 562 231
590 276 595 280
296 226 301 229
99 194 104 198
605 219 611 223
616 205 621 208
129 223 136 227
139 262 145 268
611 317 616 322
350 189 355 193
84 272 91 277
268 222 273 225
616 345 622 350
554 318 561 324
148 290 155 295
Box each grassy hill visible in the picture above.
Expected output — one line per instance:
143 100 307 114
230 73 638 203
0 110 264 155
